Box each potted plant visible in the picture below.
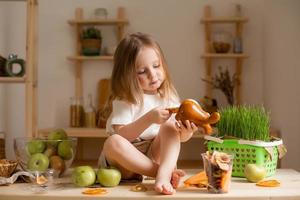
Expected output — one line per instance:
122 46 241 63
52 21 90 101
81 27 102 56
205 105 285 177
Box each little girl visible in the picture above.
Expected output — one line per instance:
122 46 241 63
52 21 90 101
98 32 198 195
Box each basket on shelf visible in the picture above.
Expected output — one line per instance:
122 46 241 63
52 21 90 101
81 27 102 56
0 159 18 178
205 136 281 177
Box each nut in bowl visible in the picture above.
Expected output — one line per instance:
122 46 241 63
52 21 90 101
14 135 77 177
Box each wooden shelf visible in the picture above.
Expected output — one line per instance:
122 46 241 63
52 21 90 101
72 159 202 169
201 53 248 59
201 17 248 23
39 127 108 138
68 19 128 26
39 127 207 139
0 77 26 83
67 55 113 61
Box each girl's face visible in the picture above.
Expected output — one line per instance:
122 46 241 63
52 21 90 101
135 47 165 94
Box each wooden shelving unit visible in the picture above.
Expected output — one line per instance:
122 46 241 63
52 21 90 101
67 7 127 101
39 127 206 139
39 127 107 138
0 0 38 137
0 77 26 83
39 7 129 162
201 5 248 104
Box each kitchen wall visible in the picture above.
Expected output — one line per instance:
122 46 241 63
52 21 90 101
0 0 299 170
263 0 300 170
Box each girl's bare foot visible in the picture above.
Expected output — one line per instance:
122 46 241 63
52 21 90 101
154 169 186 195
154 178 174 195
171 169 186 189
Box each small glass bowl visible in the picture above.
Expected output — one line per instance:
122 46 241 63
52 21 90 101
29 169 54 193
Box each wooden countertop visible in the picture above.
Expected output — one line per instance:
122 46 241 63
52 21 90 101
0 169 299 200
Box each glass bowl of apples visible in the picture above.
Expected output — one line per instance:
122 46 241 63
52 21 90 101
14 129 77 178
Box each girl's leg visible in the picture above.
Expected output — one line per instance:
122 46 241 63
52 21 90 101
103 134 159 179
151 121 182 194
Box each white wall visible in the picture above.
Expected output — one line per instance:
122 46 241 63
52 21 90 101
0 1 26 157
263 0 300 170
0 0 299 170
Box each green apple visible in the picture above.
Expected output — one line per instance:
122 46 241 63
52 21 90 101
47 129 68 147
57 140 73 160
50 155 66 176
26 140 46 155
72 166 96 187
27 153 49 171
97 167 121 187
48 129 68 140
244 163 267 183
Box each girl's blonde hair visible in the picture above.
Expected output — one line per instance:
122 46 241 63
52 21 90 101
111 32 178 104
98 32 178 126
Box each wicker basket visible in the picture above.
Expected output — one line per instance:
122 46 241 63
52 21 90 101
0 159 18 178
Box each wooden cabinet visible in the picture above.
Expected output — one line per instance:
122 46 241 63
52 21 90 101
201 5 248 104
0 0 38 137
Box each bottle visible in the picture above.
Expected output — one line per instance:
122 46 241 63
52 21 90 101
233 37 243 53
235 4 242 17
70 97 77 127
84 94 96 128
70 96 84 127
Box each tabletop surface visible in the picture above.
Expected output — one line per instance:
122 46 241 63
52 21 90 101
0 169 299 200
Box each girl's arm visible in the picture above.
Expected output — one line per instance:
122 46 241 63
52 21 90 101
113 107 171 142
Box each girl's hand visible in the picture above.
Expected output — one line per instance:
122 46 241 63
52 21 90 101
175 120 198 142
148 107 171 124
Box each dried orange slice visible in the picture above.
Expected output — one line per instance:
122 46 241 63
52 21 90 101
36 175 48 185
82 188 108 195
130 184 147 192
256 180 280 187
184 171 208 188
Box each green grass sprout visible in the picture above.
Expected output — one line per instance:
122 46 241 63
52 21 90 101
216 105 270 141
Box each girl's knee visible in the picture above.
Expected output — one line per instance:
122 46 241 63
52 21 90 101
159 122 179 137
103 134 129 155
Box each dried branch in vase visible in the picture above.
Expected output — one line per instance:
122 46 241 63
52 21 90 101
202 67 238 105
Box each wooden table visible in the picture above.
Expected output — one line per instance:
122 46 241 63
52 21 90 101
0 169 299 200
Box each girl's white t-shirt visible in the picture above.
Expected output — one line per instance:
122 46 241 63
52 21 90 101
106 93 180 140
